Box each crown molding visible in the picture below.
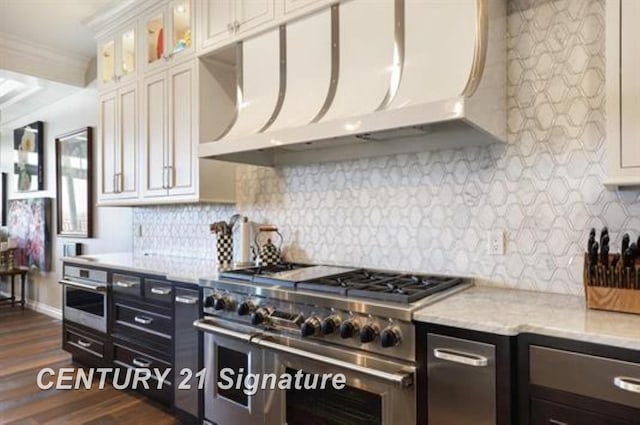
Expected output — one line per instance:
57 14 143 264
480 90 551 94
84 0 163 38
0 32 90 87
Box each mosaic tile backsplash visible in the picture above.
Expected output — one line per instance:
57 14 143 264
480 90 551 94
134 0 640 295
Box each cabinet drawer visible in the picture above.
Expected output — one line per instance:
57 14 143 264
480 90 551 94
113 343 172 406
531 398 633 425
64 326 106 359
114 302 172 338
113 273 142 298
144 279 173 305
530 346 640 409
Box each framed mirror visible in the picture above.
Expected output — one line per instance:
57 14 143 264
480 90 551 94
56 127 93 238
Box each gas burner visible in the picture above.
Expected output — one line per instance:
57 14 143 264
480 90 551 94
298 270 462 304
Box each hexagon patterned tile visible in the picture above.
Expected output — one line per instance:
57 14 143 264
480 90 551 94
133 0 640 296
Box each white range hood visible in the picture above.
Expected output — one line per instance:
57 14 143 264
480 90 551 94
198 0 506 166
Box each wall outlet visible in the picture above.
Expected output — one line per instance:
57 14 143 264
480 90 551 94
488 230 505 255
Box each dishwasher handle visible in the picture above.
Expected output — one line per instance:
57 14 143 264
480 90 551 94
433 348 489 367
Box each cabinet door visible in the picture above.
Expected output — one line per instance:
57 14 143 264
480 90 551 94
142 71 169 198
116 82 139 198
118 26 137 84
167 60 197 197
168 0 195 61
235 0 276 35
118 81 139 198
174 288 200 417
606 0 640 187
620 0 640 168
198 0 235 52
98 90 118 201
142 7 168 74
98 37 116 91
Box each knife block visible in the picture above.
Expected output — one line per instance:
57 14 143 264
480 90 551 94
583 253 640 315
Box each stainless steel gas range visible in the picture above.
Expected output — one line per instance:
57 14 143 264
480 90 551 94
195 263 470 425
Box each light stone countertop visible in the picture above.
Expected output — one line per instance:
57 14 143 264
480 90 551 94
62 252 221 284
413 285 640 351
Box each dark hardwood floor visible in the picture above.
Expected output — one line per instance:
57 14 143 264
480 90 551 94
0 307 180 425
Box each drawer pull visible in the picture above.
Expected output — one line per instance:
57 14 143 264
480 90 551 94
175 295 198 305
134 315 153 325
614 376 640 394
151 287 171 295
549 420 568 425
433 348 489 367
116 280 139 288
76 339 92 348
132 357 152 368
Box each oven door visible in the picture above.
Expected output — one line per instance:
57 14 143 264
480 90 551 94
198 319 265 425
258 334 416 425
61 279 107 333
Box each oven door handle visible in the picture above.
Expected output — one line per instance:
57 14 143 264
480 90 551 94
255 337 415 387
59 279 107 292
193 319 253 342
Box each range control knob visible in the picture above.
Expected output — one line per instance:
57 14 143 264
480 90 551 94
320 315 341 335
339 319 360 339
214 295 234 311
380 326 402 348
251 308 270 325
237 300 256 316
301 316 321 337
360 323 379 344
204 294 217 308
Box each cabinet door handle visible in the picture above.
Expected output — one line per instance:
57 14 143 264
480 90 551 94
549 420 568 425
227 22 234 33
433 348 489 367
175 295 198 305
234 20 240 32
167 165 173 189
614 376 640 394
132 357 152 368
134 315 153 325
115 280 139 288
77 339 92 348
151 287 171 295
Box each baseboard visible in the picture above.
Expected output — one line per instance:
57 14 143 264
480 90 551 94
0 290 62 320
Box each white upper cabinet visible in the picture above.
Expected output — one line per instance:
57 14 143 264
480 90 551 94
197 0 276 53
606 0 640 188
141 58 236 203
283 0 334 16
97 81 139 203
98 21 138 91
142 0 194 74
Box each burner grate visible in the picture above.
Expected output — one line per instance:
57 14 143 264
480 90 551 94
298 270 462 303
220 263 312 284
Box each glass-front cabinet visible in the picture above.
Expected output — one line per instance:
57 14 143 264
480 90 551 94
142 0 193 73
98 21 137 91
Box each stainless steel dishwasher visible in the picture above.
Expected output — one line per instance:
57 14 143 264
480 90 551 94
427 333 497 425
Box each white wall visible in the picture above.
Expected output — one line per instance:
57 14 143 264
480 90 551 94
0 85 132 315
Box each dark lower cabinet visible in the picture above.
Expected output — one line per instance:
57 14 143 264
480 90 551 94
531 398 634 425
417 323 516 425
519 334 640 425
62 263 202 424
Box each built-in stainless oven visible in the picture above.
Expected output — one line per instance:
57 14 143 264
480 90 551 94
202 321 265 425
196 317 416 425
60 265 108 333
259 333 416 425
